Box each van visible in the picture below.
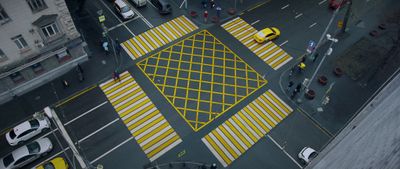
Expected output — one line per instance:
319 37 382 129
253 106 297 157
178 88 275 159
131 0 147 7
114 0 135 20
150 0 171 15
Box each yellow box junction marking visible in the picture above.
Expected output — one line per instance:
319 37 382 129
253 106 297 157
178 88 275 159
221 17 292 70
201 89 293 167
99 71 182 162
137 30 267 131
121 15 198 60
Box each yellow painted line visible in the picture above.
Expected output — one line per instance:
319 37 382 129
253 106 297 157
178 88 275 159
147 134 180 158
230 116 257 142
161 24 178 40
259 45 279 61
225 20 247 33
174 18 191 33
128 111 160 131
272 55 292 70
158 26 174 42
215 128 242 156
148 29 165 45
204 135 232 165
265 50 285 64
219 125 246 153
137 121 169 143
254 41 274 55
211 130 239 158
221 17 240 27
103 78 135 96
122 41 140 58
55 85 97 108
115 92 147 113
142 127 174 150
129 39 146 55
224 121 252 149
110 84 140 104
166 21 183 37
235 27 256 40
255 98 281 123
136 35 153 51
266 90 292 113
170 19 188 35
223 18 244 31
248 103 276 128
237 113 263 138
123 104 155 124
142 32 159 49
242 108 269 133
153 27 170 44
100 72 131 90
180 15 198 30
259 95 285 120
244 106 272 130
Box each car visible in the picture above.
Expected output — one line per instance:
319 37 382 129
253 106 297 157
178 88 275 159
329 0 348 10
6 117 50 146
131 0 147 7
0 137 53 169
114 0 135 20
253 27 280 43
298 147 318 164
36 157 68 169
150 0 172 15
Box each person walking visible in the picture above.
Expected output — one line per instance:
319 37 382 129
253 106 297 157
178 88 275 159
297 62 306 73
287 81 294 92
113 71 121 82
216 6 222 20
115 38 121 55
295 83 302 93
313 53 319 62
201 0 207 8
203 10 209 23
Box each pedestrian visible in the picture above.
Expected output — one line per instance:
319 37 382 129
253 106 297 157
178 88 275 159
77 64 83 73
290 90 297 99
201 0 207 8
115 38 121 55
301 56 306 63
287 81 294 92
113 71 121 82
216 6 222 19
313 53 319 62
62 80 69 88
288 68 293 79
203 10 208 23
209 0 215 8
103 41 109 56
295 83 302 93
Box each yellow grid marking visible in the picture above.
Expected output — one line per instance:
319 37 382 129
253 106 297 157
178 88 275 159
222 17 293 70
137 30 267 131
202 90 294 167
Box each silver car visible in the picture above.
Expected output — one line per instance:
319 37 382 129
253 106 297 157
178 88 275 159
5 117 50 146
0 137 53 169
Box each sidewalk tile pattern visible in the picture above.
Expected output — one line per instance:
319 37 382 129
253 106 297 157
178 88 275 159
121 15 198 60
202 89 293 167
99 71 182 162
221 17 292 70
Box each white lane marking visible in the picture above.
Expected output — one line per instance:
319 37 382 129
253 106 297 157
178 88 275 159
90 137 134 164
309 22 317 28
202 137 228 167
279 40 289 46
77 118 119 143
281 4 289 10
319 0 327 5
149 139 182 162
295 13 303 19
64 101 108 126
98 0 135 36
126 1 153 28
146 0 157 9
251 20 260 25
108 15 141 32
267 135 303 169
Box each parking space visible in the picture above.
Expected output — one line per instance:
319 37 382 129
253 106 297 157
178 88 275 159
137 30 268 131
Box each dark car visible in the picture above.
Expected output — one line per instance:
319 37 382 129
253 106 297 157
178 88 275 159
150 0 171 14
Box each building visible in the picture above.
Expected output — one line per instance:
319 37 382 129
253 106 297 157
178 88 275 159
0 0 88 104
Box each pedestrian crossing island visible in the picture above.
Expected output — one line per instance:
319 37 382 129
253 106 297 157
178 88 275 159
221 17 292 70
99 71 182 162
121 15 199 60
202 89 293 167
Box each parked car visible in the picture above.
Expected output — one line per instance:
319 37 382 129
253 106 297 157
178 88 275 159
114 0 135 20
0 137 53 169
36 157 68 169
131 0 146 7
6 117 50 146
150 0 171 15
329 0 348 10
253 27 280 43
298 147 318 164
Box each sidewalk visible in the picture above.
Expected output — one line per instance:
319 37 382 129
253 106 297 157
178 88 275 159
279 0 400 134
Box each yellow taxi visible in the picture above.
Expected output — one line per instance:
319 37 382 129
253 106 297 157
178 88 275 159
254 27 280 43
36 157 68 169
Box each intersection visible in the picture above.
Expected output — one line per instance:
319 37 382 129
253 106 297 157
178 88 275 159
0 0 394 169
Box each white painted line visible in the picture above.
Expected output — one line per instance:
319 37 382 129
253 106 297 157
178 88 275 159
215 128 242 155
64 101 108 126
119 96 149 116
138 124 170 146
131 114 162 133
128 3 153 28
108 15 141 32
98 0 135 36
267 89 294 112
309 22 317 28
222 123 248 150
221 17 240 27
273 56 292 70
279 40 289 46
253 41 272 53
126 40 142 58
133 38 149 53
281 4 289 9
319 0 327 5
110 85 140 103
250 20 260 25
78 118 119 143
99 71 130 88
228 118 255 144
251 101 278 125
263 94 287 119
246 106 273 130
90 137 134 164
225 20 245 32
125 106 157 126
149 138 182 162
295 13 303 19
267 135 303 169
136 119 167 139
202 137 228 167
144 132 177 153
121 42 137 60
209 132 235 161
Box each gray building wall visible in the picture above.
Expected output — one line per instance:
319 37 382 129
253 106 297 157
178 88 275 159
0 0 88 104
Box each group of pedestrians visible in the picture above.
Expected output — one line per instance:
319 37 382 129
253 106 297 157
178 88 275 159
201 0 222 23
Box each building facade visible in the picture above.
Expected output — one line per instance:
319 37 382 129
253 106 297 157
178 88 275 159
0 0 88 104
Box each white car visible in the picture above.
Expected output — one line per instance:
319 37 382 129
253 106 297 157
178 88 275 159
5 117 50 146
114 0 135 20
0 137 53 169
298 147 318 164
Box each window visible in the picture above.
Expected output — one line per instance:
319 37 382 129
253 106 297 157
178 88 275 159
27 0 47 12
0 49 7 62
0 4 10 24
12 35 28 49
31 63 45 74
41 23 59 38
10 72 25 84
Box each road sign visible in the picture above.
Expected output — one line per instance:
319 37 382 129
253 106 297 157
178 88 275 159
98 15 106 23
306 40 316 53
338 20 343 28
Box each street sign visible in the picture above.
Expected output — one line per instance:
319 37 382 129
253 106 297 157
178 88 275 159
338 20 343 28
98 15 106 23
306 40 316 53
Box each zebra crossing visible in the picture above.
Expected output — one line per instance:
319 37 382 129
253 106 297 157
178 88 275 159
99 71 182 162
221 17 292 70
201 89 293 167
121 15 198 60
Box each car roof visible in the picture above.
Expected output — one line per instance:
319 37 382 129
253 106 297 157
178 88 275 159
11 145 30 160
115 0 128 7
12 120 33 136
302 147 317 158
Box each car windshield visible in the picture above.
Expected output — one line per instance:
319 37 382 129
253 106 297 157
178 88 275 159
121 6 130 13
9 129 17 139
27 142 41 154
43 162 55 169
309 152 318 160
29 119 40 128
3 154 14 167
257 31 265 37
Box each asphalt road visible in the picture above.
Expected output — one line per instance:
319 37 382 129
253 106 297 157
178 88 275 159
0 0 385 168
